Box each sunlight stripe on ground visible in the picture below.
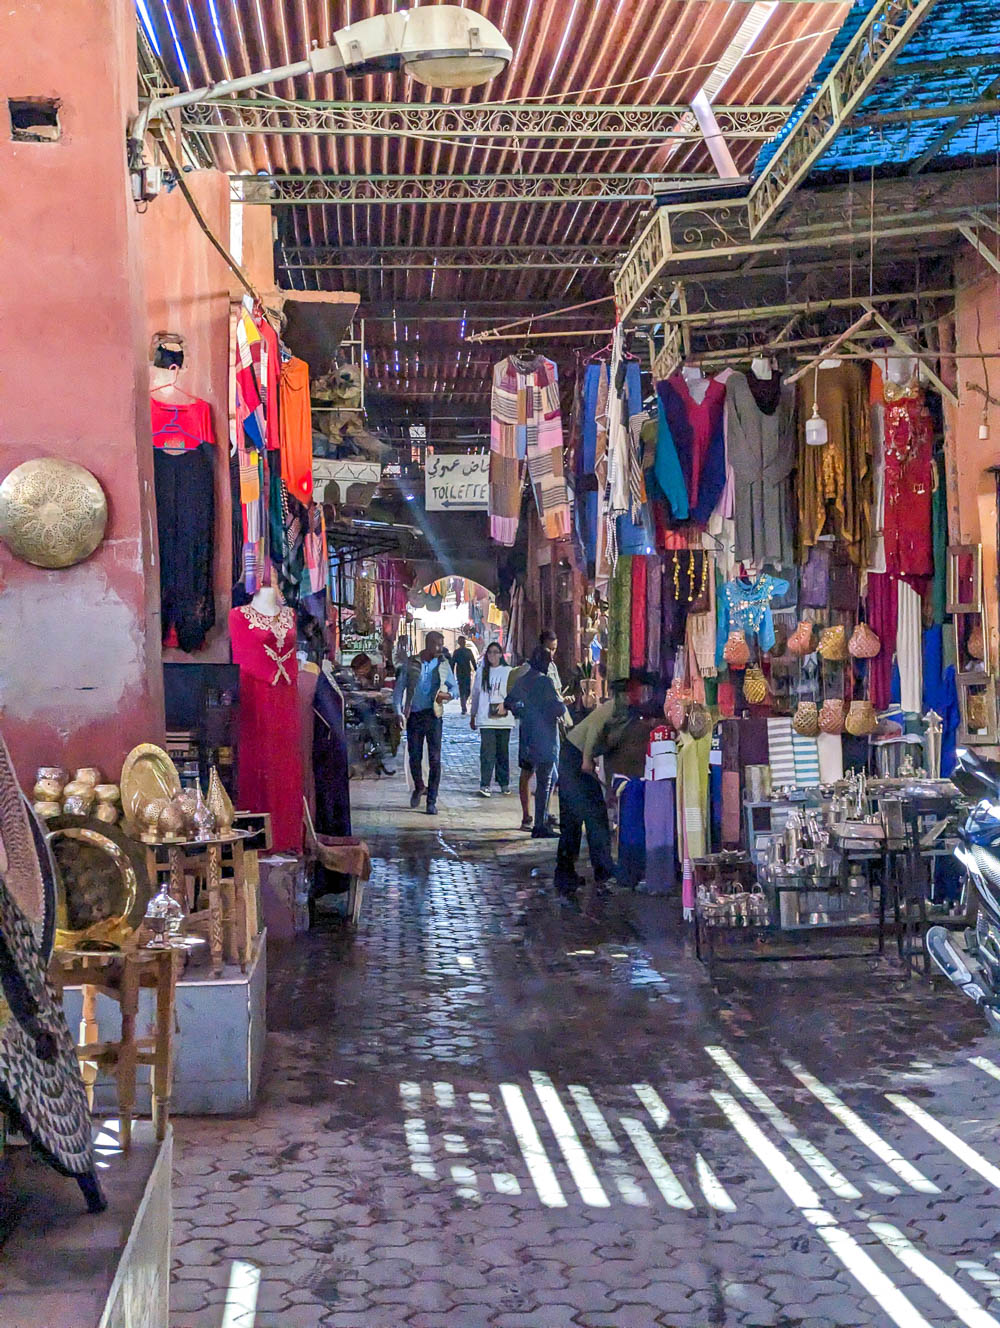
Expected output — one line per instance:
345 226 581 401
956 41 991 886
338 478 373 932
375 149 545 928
696 1153 737 1212
633 1083 671 1128
713 1091 934 1328
443 1133 468 1154
784 1059 939 1194
706 1046 861 1200
451 1165 480 1200
220 1259 261 1328
619 1116 694 1209
499 1083 567 1207
568 1084 620 1152
492 1172 522 1195
433 1081 456 1108
971 1056 1000 1084
888 1094 1000 1189
611 1165 650 1206
403 1117 437 1179
870 1222 1000 1328
530 1072 610 1207
399 1082 421 1104
959 1262 1000 1288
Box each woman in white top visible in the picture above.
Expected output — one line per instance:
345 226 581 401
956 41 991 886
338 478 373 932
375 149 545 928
469 642 515 797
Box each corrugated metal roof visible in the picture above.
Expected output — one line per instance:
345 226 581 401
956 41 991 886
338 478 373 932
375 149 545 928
140 0 848 403
756 0 1000 176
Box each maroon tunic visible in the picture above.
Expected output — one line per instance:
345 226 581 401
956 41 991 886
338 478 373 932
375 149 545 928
230 605 303 852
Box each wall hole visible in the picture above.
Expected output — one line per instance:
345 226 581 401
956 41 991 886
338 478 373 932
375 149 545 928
9 98 61 143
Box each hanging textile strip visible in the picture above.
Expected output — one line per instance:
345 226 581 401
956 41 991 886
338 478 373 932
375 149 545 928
489 354 570 546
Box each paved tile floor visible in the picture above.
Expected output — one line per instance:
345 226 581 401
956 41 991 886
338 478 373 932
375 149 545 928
172 706 1000 1327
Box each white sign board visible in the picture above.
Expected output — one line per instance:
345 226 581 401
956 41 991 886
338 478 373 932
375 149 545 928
424 452 489 511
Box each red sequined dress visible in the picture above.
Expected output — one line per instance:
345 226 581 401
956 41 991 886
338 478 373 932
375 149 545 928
230 604 303 851
883 377 934 590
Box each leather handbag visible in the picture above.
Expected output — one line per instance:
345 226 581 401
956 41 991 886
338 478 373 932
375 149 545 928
723 630 751 669
848 622 881 659
787 621 815 657
792 701 820 736
687 702 713 740
769 621 789 658
845 699 878 736
819 624 849 662
664 679 692 730
743 665 768 705
819 698 845 734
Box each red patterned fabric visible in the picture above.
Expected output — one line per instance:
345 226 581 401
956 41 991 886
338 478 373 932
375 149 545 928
230 605 303 852
630 555 647 671
883 384 934 589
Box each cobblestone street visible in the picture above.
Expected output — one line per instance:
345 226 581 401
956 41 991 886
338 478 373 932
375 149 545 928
171 707 1000 1328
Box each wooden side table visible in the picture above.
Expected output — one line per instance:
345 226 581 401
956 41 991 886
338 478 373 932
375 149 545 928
50 946 179 1150
141 832 256 976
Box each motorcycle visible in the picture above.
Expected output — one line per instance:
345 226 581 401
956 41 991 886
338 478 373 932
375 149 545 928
926 747 1000 1032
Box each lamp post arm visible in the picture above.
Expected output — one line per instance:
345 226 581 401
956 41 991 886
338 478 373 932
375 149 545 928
130 48 345 154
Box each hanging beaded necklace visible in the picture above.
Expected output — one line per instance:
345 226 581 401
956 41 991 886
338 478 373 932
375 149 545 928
672 551 709 604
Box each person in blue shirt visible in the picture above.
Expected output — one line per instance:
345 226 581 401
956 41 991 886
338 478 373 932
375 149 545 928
393 630 458 815
506 645 568 838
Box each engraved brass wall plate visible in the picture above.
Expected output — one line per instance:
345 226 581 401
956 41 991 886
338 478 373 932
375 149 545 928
0 458 108 568
120 744 182 831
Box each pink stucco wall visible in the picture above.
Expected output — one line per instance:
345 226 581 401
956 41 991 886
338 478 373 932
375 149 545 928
0 0 165 784
947 244 1000 670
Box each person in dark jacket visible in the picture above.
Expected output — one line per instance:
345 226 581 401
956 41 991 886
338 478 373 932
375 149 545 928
452 635 477 714
505 646 568 838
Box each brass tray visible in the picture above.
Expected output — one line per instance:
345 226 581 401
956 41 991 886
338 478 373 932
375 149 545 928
120 743 181 831
47 821 147 948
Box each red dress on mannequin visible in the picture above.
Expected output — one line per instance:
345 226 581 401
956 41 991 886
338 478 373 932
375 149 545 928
230 604 303 852
882 379 934 590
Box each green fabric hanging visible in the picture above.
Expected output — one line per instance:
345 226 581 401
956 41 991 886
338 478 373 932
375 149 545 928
607 555 633 682
931 452 947 625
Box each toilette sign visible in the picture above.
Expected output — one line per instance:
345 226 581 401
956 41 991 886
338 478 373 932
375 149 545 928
424 452 489 511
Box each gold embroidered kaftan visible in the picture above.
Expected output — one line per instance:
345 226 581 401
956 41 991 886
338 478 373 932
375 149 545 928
796 362 872 566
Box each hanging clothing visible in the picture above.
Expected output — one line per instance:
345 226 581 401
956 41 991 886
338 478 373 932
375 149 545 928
931 454 948 625
896 580 924 714
725 369 796 566
279 356 313 504
152 397 215 652
230 604 303 852
677 729 711 917
882 378 934 590
643 778 675 895
630 555 647 672
577 361 609 572
716 573 789 665
656 372 727 525
489 353 569 546
653 396 689 522
645 553 663 675
313 669 351 838
867 572 898 711
607 554 633 682
797 361 872 565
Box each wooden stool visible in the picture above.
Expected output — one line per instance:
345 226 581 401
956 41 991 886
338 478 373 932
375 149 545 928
142 833 258 976
50 946 178 1150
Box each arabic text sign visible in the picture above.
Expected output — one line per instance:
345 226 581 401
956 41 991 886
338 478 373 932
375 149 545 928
425 452 489 511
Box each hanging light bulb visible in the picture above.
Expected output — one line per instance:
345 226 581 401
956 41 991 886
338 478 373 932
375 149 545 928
805 365 829 446
979 407 990 441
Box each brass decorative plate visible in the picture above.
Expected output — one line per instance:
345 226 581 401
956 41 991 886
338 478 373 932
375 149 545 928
120 744 182 831
46 822 144 949
0 458 107 568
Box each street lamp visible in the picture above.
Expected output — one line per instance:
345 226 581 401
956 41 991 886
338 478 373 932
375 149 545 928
129 5 512 185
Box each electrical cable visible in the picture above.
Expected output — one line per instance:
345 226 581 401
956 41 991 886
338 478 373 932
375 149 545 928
157 133 272 316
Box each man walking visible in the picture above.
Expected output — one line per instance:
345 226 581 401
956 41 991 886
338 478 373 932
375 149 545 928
393 631 458 815
452 635 476 715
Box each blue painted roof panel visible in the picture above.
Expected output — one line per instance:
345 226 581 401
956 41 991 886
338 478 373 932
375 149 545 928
755 0 1000 176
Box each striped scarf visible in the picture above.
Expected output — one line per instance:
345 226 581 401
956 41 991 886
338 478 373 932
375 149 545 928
489 354 571 546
